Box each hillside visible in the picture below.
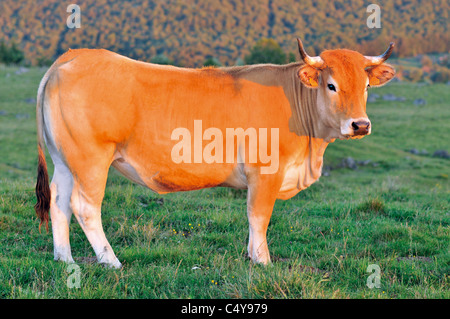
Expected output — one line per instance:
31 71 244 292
0 0 449 66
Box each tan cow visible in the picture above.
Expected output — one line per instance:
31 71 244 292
35 39 395 268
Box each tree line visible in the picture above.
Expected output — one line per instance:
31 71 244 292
1 36 448 83
0 0 448 68
0 40 24 65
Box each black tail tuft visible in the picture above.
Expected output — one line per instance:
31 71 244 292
34 145 51 233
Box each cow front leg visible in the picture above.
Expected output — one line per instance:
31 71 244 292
246 173 281 265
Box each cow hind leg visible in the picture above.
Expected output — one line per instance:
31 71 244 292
51 161 121 268
50 164 74 263
70 184 121 269
67 148 122 269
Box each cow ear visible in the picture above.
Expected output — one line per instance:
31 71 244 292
298 64 320 88
366 63 395 87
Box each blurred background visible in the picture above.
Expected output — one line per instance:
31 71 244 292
0 0 449 82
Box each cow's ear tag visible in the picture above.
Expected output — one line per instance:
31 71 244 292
298 65 320 88
367 64 395 87
309 78 318 87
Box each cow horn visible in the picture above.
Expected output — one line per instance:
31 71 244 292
297 38 325 69
364 42 395 67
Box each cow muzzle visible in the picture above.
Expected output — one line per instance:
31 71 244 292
351 119 371 136
341 118 371 138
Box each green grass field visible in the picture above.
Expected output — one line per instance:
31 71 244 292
0 65 448 299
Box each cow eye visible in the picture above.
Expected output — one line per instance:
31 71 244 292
327 84 336 92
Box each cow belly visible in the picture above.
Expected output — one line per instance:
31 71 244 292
111 152 245 194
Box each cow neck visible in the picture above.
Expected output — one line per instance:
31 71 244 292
221 62 329 138
221 63 329 187
281 66 330 188
282 65 321 139
221 62 321 139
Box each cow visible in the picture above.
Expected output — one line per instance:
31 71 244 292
35 39 395 268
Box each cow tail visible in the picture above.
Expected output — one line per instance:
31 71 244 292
34 72 51 233
35 145 50 233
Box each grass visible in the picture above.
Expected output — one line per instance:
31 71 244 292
0 65 449 299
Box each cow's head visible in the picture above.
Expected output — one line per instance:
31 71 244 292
296 39 395 140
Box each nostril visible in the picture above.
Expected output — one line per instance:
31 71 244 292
360 121 370 131
351 122 359 130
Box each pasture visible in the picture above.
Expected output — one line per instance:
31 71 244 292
0 65 448 299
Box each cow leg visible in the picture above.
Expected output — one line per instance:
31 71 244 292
50 164 74 263
246 173 282 265
71 186 121 269
68 152 122 269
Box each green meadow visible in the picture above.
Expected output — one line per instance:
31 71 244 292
0 65 448 298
